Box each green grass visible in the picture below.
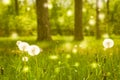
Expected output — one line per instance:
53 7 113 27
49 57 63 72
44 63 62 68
0 36 120 80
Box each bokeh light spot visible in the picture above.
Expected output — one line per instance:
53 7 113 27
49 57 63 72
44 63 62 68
49 55 58 60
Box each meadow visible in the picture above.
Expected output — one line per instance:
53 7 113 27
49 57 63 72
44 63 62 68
0 36 120 80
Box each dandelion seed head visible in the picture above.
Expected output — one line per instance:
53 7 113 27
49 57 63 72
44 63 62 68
27 45 41 56
99 13 105 20
82 7 87 12
22 56 29 62
16 41 29 52
16 41 22 46
103 38 114 48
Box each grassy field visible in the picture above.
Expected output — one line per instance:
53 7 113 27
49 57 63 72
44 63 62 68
0 36 120 80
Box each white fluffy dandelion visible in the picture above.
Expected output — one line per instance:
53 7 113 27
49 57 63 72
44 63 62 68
27 45 41 56
16 40 22 46
103 38 114 48
16 41 30 52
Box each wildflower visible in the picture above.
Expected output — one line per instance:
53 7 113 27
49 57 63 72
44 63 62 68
103 38 114 48
27 45 41 56
16 41 29 52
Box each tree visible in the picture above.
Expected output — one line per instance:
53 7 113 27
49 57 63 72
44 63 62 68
14 0 19 15
105 0 110 35
96 0 101 39
74 0 84 41
36 0 52 41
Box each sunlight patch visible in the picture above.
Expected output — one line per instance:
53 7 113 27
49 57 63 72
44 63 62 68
58 17 64 24
63 42 72 51
91 62 99 69
72 48 77 54
67 10 73 16
99 13 105 20
2 0 10 5
98 0 103 8
49 55 58 60
74 62 79 67
102 33 109 38
79 41 88 49
43 2 53 9
66 54 71 59
22 66 29 73
10 32 19 39
89 18 96 26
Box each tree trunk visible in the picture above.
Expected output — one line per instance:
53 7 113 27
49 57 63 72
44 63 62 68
74 0 84 41
14 0 19 15
36 0 52 41
96 0 101 39
106 0 110 34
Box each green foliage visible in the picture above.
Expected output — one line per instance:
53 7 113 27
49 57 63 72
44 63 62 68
49 0 74 35
9 15 37 36
109 0 120 35
0 1 37 36
0 0 120 37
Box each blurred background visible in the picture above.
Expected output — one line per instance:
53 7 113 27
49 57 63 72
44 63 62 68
0 0 120 39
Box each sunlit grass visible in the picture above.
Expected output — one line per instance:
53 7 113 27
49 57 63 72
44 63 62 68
0 36 120 80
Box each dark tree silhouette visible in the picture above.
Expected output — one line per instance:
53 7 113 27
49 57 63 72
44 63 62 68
74 0 84 41
36 0 52 41
96 0 101 39
106 0 110 34
14 0 19 15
